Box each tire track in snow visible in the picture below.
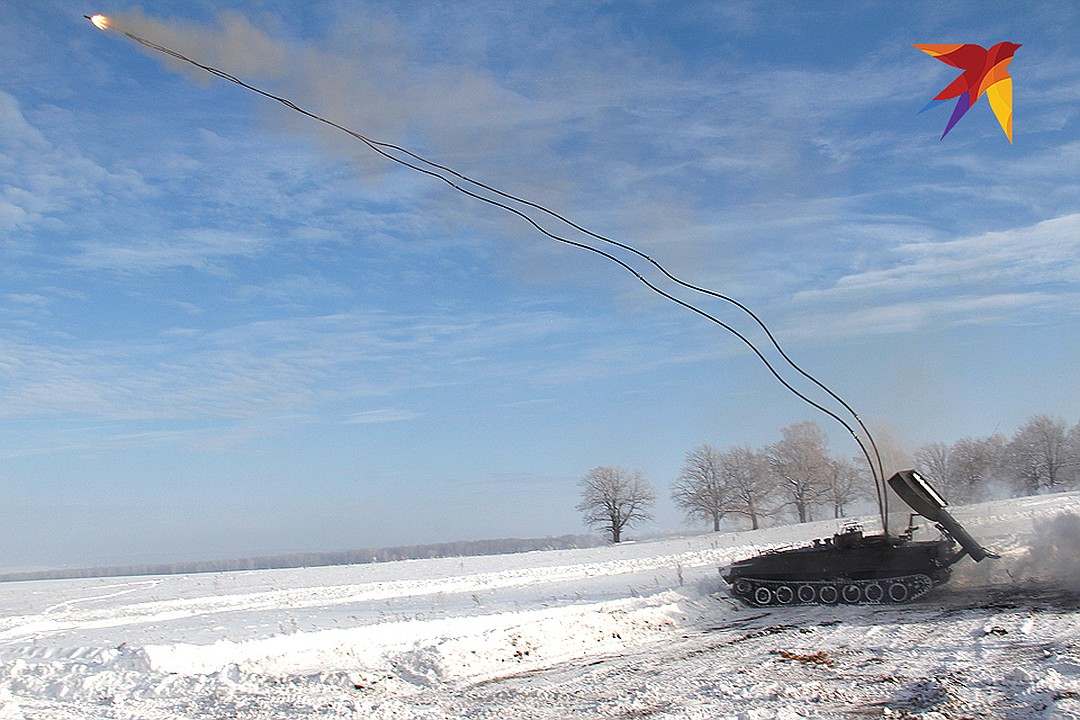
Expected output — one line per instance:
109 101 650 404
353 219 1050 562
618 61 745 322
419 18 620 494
41 580 162 615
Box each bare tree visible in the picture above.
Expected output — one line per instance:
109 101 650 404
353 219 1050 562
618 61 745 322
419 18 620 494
914 442 955 500
1006 415 1072 495
949 434 1007 502
721 445 773 530
824 457 863 519
672 445 727 531
577 466 655 543
767 421 831 523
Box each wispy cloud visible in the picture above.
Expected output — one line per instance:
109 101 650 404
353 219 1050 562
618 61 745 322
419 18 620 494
0 305 614 425
792 292 1068 339
71 228 272 273
0 90 148 237
343 408 421 424
787 214 1080 336
814 214 1080 295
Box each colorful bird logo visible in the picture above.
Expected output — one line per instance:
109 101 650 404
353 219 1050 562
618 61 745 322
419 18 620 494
914 42 1021 142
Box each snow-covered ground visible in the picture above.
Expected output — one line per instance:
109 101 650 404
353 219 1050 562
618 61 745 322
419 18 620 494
2 493 1080 719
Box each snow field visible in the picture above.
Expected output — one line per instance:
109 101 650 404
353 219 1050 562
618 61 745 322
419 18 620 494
1 492 1079 718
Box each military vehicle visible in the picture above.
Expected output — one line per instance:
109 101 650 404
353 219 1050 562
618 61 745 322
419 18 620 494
723 469 996 606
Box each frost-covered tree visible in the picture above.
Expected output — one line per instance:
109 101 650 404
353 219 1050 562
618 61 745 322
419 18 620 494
672 445 728 531
1006 415 1072 495
824 457 863 519
673 445 775 531
767 421 831 523
722 445 773 530
914 442 955 500
577 466 655 543
949 434 1007 502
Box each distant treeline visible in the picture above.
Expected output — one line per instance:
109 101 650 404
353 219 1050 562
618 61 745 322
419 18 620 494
667 413 1080 533
0 534 605 583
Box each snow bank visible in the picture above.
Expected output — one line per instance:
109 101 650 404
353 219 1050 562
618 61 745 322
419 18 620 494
145 593 685 682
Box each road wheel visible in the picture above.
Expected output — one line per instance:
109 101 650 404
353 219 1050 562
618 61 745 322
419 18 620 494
864 582 884 603
888 581 909 603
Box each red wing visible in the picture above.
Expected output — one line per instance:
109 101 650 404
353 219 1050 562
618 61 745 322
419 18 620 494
914 44 989 101
916 43 988 71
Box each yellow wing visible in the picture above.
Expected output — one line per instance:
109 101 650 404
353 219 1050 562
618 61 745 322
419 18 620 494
984 76 1013 143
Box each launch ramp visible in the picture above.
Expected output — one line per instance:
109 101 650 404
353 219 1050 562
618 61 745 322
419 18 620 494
888 470 997 562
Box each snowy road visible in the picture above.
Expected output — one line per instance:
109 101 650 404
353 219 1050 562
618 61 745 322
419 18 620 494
2 493 1079 719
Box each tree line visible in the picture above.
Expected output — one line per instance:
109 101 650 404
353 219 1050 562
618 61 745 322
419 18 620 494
578 414 1080 542
0 534 606 583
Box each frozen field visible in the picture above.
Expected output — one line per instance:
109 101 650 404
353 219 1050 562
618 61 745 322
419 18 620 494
2 493 1079 719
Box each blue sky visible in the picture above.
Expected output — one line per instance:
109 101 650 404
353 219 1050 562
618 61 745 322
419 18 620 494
3 1 1080 569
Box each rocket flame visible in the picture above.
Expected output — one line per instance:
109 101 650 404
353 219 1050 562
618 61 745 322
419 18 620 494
90 14 109 30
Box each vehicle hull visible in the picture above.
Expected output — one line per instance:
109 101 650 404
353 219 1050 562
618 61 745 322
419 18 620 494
722 531 954 606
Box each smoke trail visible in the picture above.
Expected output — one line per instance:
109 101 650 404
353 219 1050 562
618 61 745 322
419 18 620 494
105 9 559 181
87 12 889 526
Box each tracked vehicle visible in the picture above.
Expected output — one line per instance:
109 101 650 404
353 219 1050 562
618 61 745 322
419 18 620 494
723 470 996 606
